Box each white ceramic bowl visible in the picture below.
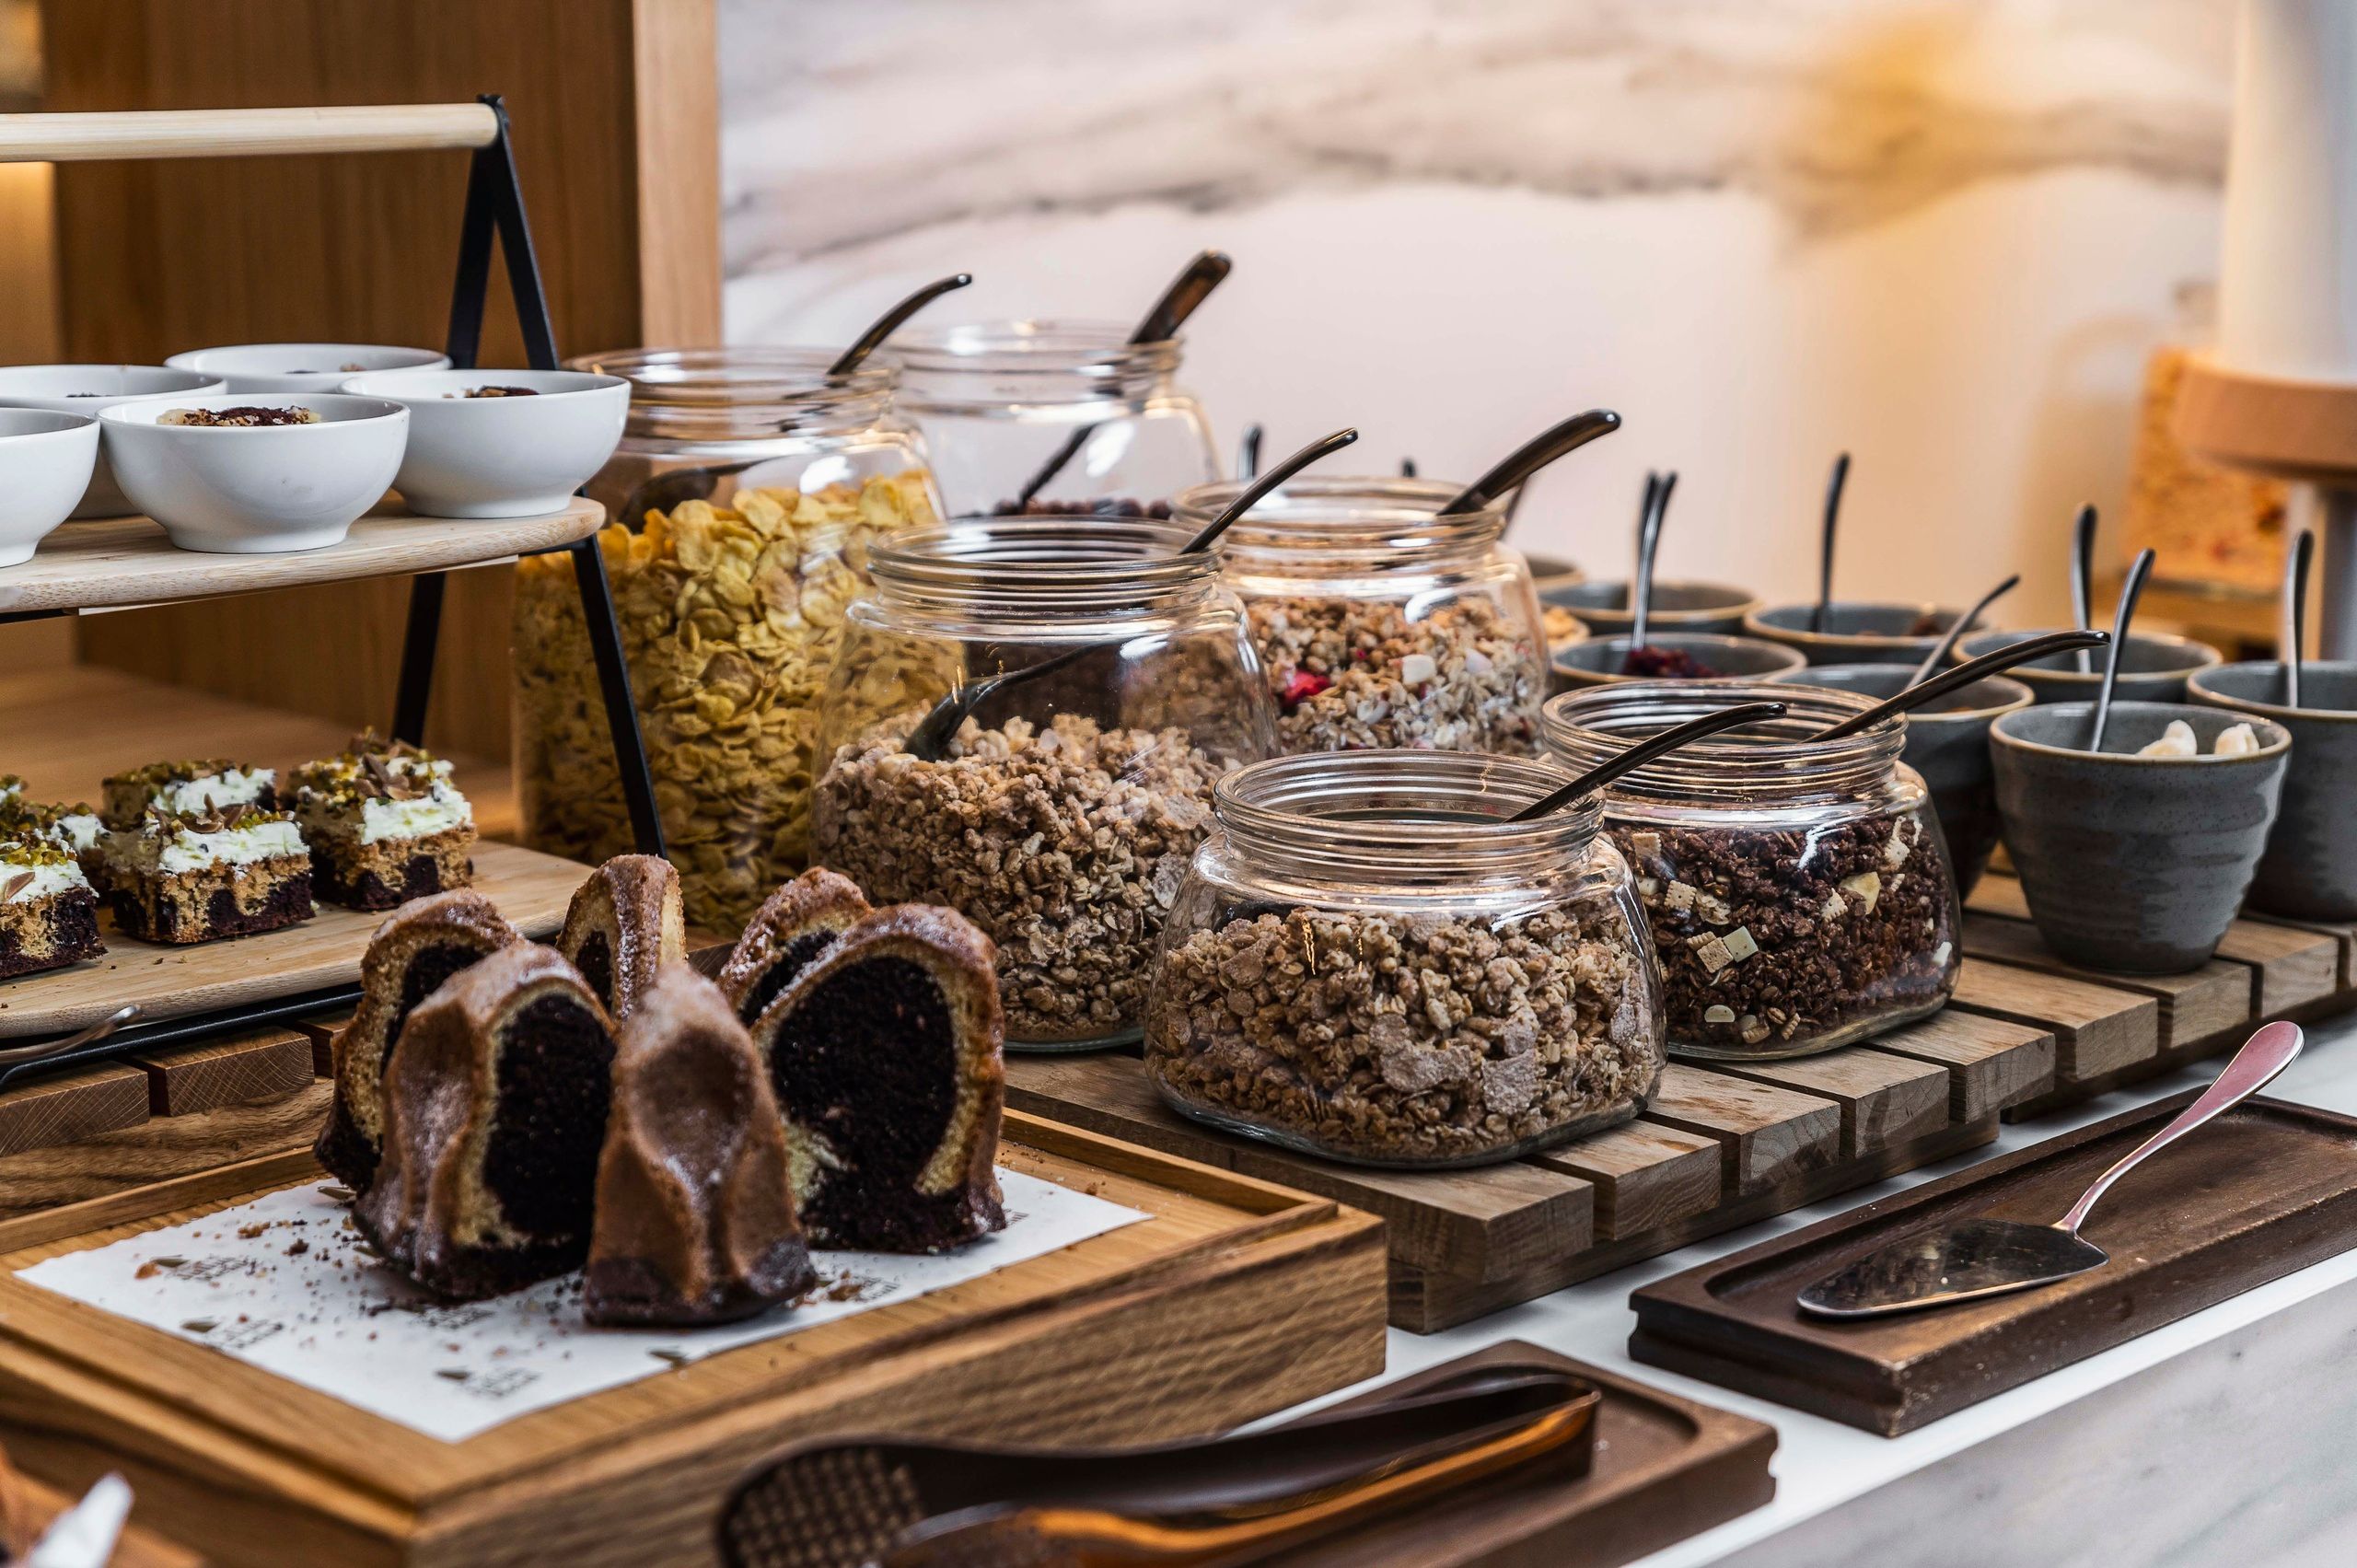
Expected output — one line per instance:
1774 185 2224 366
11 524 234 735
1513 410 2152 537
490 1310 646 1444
0 365 226 517
165 343 450 396
338 368 629 518
0 411 100 566
100 394 409 554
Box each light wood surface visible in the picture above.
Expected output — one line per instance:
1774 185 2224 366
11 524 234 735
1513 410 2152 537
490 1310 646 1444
0 841 586 1039
43 0 723 761
1709 1048 1950 1158
8 1468 206 1568
0 500 602 616
0 1112 1387 1568
1960 911 2251 1050
0 103 500 163
1644 1065 1841 1195
1949 958 2158 1081
129 1030 313 1117
2172 351 2357 483
0 1088 327 1240
1869 1010 2056 1121
1532 1123 1721 1242
0 1062 146 1157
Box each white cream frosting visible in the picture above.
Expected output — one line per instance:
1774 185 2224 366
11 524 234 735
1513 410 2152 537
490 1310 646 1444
110 817 307 876
52 810 101 854
155 768 274 817
356 790 470 843
2 859 88 903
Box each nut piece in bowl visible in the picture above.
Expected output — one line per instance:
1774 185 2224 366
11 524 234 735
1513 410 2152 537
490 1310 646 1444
0 365 224 517
164 343 449 395
0 410 99 566
100 393 408 554
340 368 628 518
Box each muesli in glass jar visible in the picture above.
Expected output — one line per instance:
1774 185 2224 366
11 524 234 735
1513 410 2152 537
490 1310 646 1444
808 517 1274 1050
512 349 941 930
1144 749 1666 1167
1543 682 1960 1059
1174 477 1549 757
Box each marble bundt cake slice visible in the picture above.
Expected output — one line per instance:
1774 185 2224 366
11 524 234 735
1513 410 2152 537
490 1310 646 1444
585 967 818 1326
356 945 617 1300
750 905 1006 1253
555 854 685 1021
317 891 522 1192
716 868 871 1027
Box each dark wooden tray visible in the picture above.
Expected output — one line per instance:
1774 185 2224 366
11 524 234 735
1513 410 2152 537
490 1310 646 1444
1262 1342 1775 1568
1628 1091 2357 1434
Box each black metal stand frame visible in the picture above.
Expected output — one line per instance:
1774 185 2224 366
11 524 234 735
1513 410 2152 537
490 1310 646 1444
0 95 663 1089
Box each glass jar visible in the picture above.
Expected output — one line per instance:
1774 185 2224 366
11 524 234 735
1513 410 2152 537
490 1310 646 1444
894 321 1219 517
808 517 1274 1051
1542 682 1961 1060
1175 477 1549 757
1144 749 1666 1168
512 348 942 931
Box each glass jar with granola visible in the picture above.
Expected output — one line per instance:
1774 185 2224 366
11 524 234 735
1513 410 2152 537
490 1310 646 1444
1174 476 1549 757
894 321 1219 517
1144 749 1666 1168
809 517 1274 1051
513 348 942 930
1543 682 1961 1060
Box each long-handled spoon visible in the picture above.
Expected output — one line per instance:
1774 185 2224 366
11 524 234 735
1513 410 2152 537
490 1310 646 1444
1236 424 1263 482
1399 456 1418 479
1910 573 2021 685
1507 702 1787 822
1799 1020 2304 1318
827 273 972 376
1437 411 1622 517
0 1004 140 1068
2282 525 2315 708
2086 547 2156 753
1810 451 1851 634
1630 470 1677 652
1814 629 2109 740
2069 503 2098 674
901 428 1358 761
1011 250 1234 509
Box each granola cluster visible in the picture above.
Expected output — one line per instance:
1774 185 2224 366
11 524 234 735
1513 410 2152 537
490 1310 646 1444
1616 811 1957 1055
1146 904 1662 1166
810 713 1236 1044
1246 595 1543 755
514 472 938 929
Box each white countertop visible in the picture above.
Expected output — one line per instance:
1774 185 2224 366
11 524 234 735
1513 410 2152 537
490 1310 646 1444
1282 1010 2357 1567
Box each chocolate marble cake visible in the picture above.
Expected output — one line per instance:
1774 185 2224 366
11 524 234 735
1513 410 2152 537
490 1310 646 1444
316 890 523 1192
749 905 1006 1253
355 944 616 1300
103 803 313 945
556 854 686 1021
584 967 817 1326
716 867 870 1027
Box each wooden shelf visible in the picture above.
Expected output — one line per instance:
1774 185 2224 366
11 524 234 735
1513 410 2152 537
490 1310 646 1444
0 498 602 617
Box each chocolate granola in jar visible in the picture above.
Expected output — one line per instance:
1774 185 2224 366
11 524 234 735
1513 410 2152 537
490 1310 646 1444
1144 749 1666 1167
809 517 1273 1051
1176 477 1549 757
1543 682 1960 1059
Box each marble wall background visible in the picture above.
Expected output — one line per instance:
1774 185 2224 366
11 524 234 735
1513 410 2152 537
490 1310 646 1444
716 0 2235 622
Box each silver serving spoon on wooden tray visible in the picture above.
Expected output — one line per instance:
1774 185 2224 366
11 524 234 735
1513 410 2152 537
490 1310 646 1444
1797 1020 2305 1319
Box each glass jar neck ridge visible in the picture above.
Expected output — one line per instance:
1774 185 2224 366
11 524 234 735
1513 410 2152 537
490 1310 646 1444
1542 682 1905 805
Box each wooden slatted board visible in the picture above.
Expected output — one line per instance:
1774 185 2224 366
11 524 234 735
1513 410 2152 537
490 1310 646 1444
1006 1009 2046 1334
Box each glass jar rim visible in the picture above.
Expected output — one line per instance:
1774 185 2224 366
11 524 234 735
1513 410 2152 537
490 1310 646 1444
1213 749 1602 870
893 319 1180 377
1173 474 1508 556
1542 681 1904 799
866 516 1220 615
563 345 895 406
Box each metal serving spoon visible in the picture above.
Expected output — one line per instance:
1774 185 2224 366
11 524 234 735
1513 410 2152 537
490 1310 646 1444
1630 470 1677 653
1810 451 1851 634
899 427 1359 761
2086 546 2156 753
1236 424 1263 482
1436 410 1623 517
1507 702 1787 822
1910 572 2020 685
0 1004 139 1068
1814 628 2107 740
1799 1020 2305 1318
2282 525 2315 708
2068 503 2098 674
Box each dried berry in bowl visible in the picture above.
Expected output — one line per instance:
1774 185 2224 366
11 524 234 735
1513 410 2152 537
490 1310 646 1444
1620 644 1721 679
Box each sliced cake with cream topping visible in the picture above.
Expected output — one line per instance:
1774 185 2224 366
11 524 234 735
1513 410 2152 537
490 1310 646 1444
291 733 476 910
101 758 277 830
0 833 104 980
104 803 313 944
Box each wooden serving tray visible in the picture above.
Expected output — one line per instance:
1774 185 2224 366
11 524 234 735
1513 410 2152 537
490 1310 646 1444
1628 1092 2357 1435
0 841 586 1043
0 1112 1387 1568
1262 1342 1774 1568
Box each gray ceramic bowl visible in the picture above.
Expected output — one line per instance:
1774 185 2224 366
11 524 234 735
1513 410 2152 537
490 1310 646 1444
1520 551 1585 595
1771 663 2031 899
1551 632 1806 693
1955 628 2221 706
1542 579 1759 638
1744 600 1967 667
2189 660 2357 920
1991 702 2289 973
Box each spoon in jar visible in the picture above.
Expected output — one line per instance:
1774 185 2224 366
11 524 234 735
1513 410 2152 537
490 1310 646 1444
1437 410 1623 517
1812 628 2109 740
1810 451 1851 634
827 272 973 376
2068 503 2098 674
2282 525 2315 708
1909 572 2021 684
2086 548 2157 753
1630 470 1678 652
900 426 1360 761
1010 250 1234 509
1506 701 1788 822
1237 424 1263 482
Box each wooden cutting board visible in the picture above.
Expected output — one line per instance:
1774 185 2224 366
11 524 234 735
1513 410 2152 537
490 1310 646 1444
0 1112 1387 1568
0 841 586 1040
1629 1092 2357 1434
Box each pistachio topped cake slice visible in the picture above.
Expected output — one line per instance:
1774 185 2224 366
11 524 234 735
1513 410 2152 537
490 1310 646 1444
104 802 313 945
292 732 477 910
0 791 104 888
0 833 105 980
100 758 277 831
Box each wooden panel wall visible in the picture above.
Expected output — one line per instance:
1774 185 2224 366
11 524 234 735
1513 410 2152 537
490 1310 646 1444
38 0 718 759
